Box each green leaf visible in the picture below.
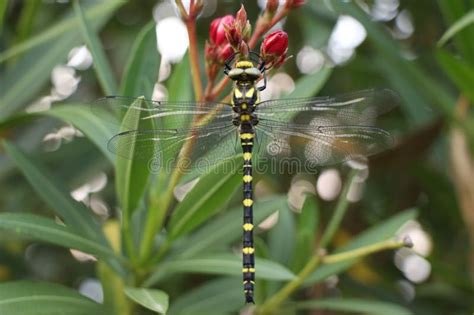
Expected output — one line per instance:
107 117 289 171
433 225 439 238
2 142 126 275
438 10 474 47
304 208 418 285
154 57 193 180
0 213 121 263
269 66 331 122
1 141 109 247
167 56 193 104
167 156 242 240
268 203 294 266
45 104 117 163
171 197 287 259
115 97 155 220
146 254 295 285
73 0 118 95
0 1 122 120
0 281 113 315
437 49 474 104
438 1 474 64
97 260 131 315
124 287 169 314
168 278 242 315
286 66 332 99
295 298 413 315
0 1 122 62
159 55 193 146
120 21 160 98
12 0 41 46
0 1 7 34
291 195 319 272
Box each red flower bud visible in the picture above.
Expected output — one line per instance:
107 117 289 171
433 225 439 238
224 23 242 48
260 30 289 68
209 15 235 46
218 43 234 63
261 30 288 56
236 5 247 28
205 41 217 61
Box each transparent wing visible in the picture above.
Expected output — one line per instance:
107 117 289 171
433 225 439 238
109 124 240 172
255 89 399 126
91 95 239 172
91 95 234 130
254 120 394 171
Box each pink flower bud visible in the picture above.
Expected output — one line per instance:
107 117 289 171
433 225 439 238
209 15 235 46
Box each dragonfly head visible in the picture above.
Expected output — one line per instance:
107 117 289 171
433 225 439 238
227 61 262 82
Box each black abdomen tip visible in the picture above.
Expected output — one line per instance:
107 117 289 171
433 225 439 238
245 294 255 304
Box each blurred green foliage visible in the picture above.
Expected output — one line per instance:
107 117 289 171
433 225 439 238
1 1 473 315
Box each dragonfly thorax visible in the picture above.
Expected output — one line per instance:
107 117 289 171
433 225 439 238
233 82 259 110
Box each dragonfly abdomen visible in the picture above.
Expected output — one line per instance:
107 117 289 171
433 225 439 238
241 130 255 304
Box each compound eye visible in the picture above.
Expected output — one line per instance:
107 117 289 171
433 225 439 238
228 68 244 79
244 67 261 79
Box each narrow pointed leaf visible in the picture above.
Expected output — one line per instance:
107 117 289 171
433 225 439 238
269 204 295 266
124 287 169 314
295 298 413 315
0 281 113 315
167 156 242 240
145 254 295 286
73 0 118 95
115 97 155 220
172 197 287 259
438 10 474 47
2 141 110 247
0 213 123 263
46 104 117 163
436 49 474 103
0 1 122 119
168 278 242 315
0 1 122 62
121 21 160 97
291 195 319 271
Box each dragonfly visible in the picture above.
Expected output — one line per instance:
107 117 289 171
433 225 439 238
92 56 398 304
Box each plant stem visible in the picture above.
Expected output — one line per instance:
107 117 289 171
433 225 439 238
248 7 289 49
257 253 323 315
319 169 357 248
209 76 230 100
323 238 410 264
185 19 203 101
203 77 215 101
258 239 410 315
123 219 136 264
138 167 184 264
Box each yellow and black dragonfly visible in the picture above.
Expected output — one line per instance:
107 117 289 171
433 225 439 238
92 58 398 304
